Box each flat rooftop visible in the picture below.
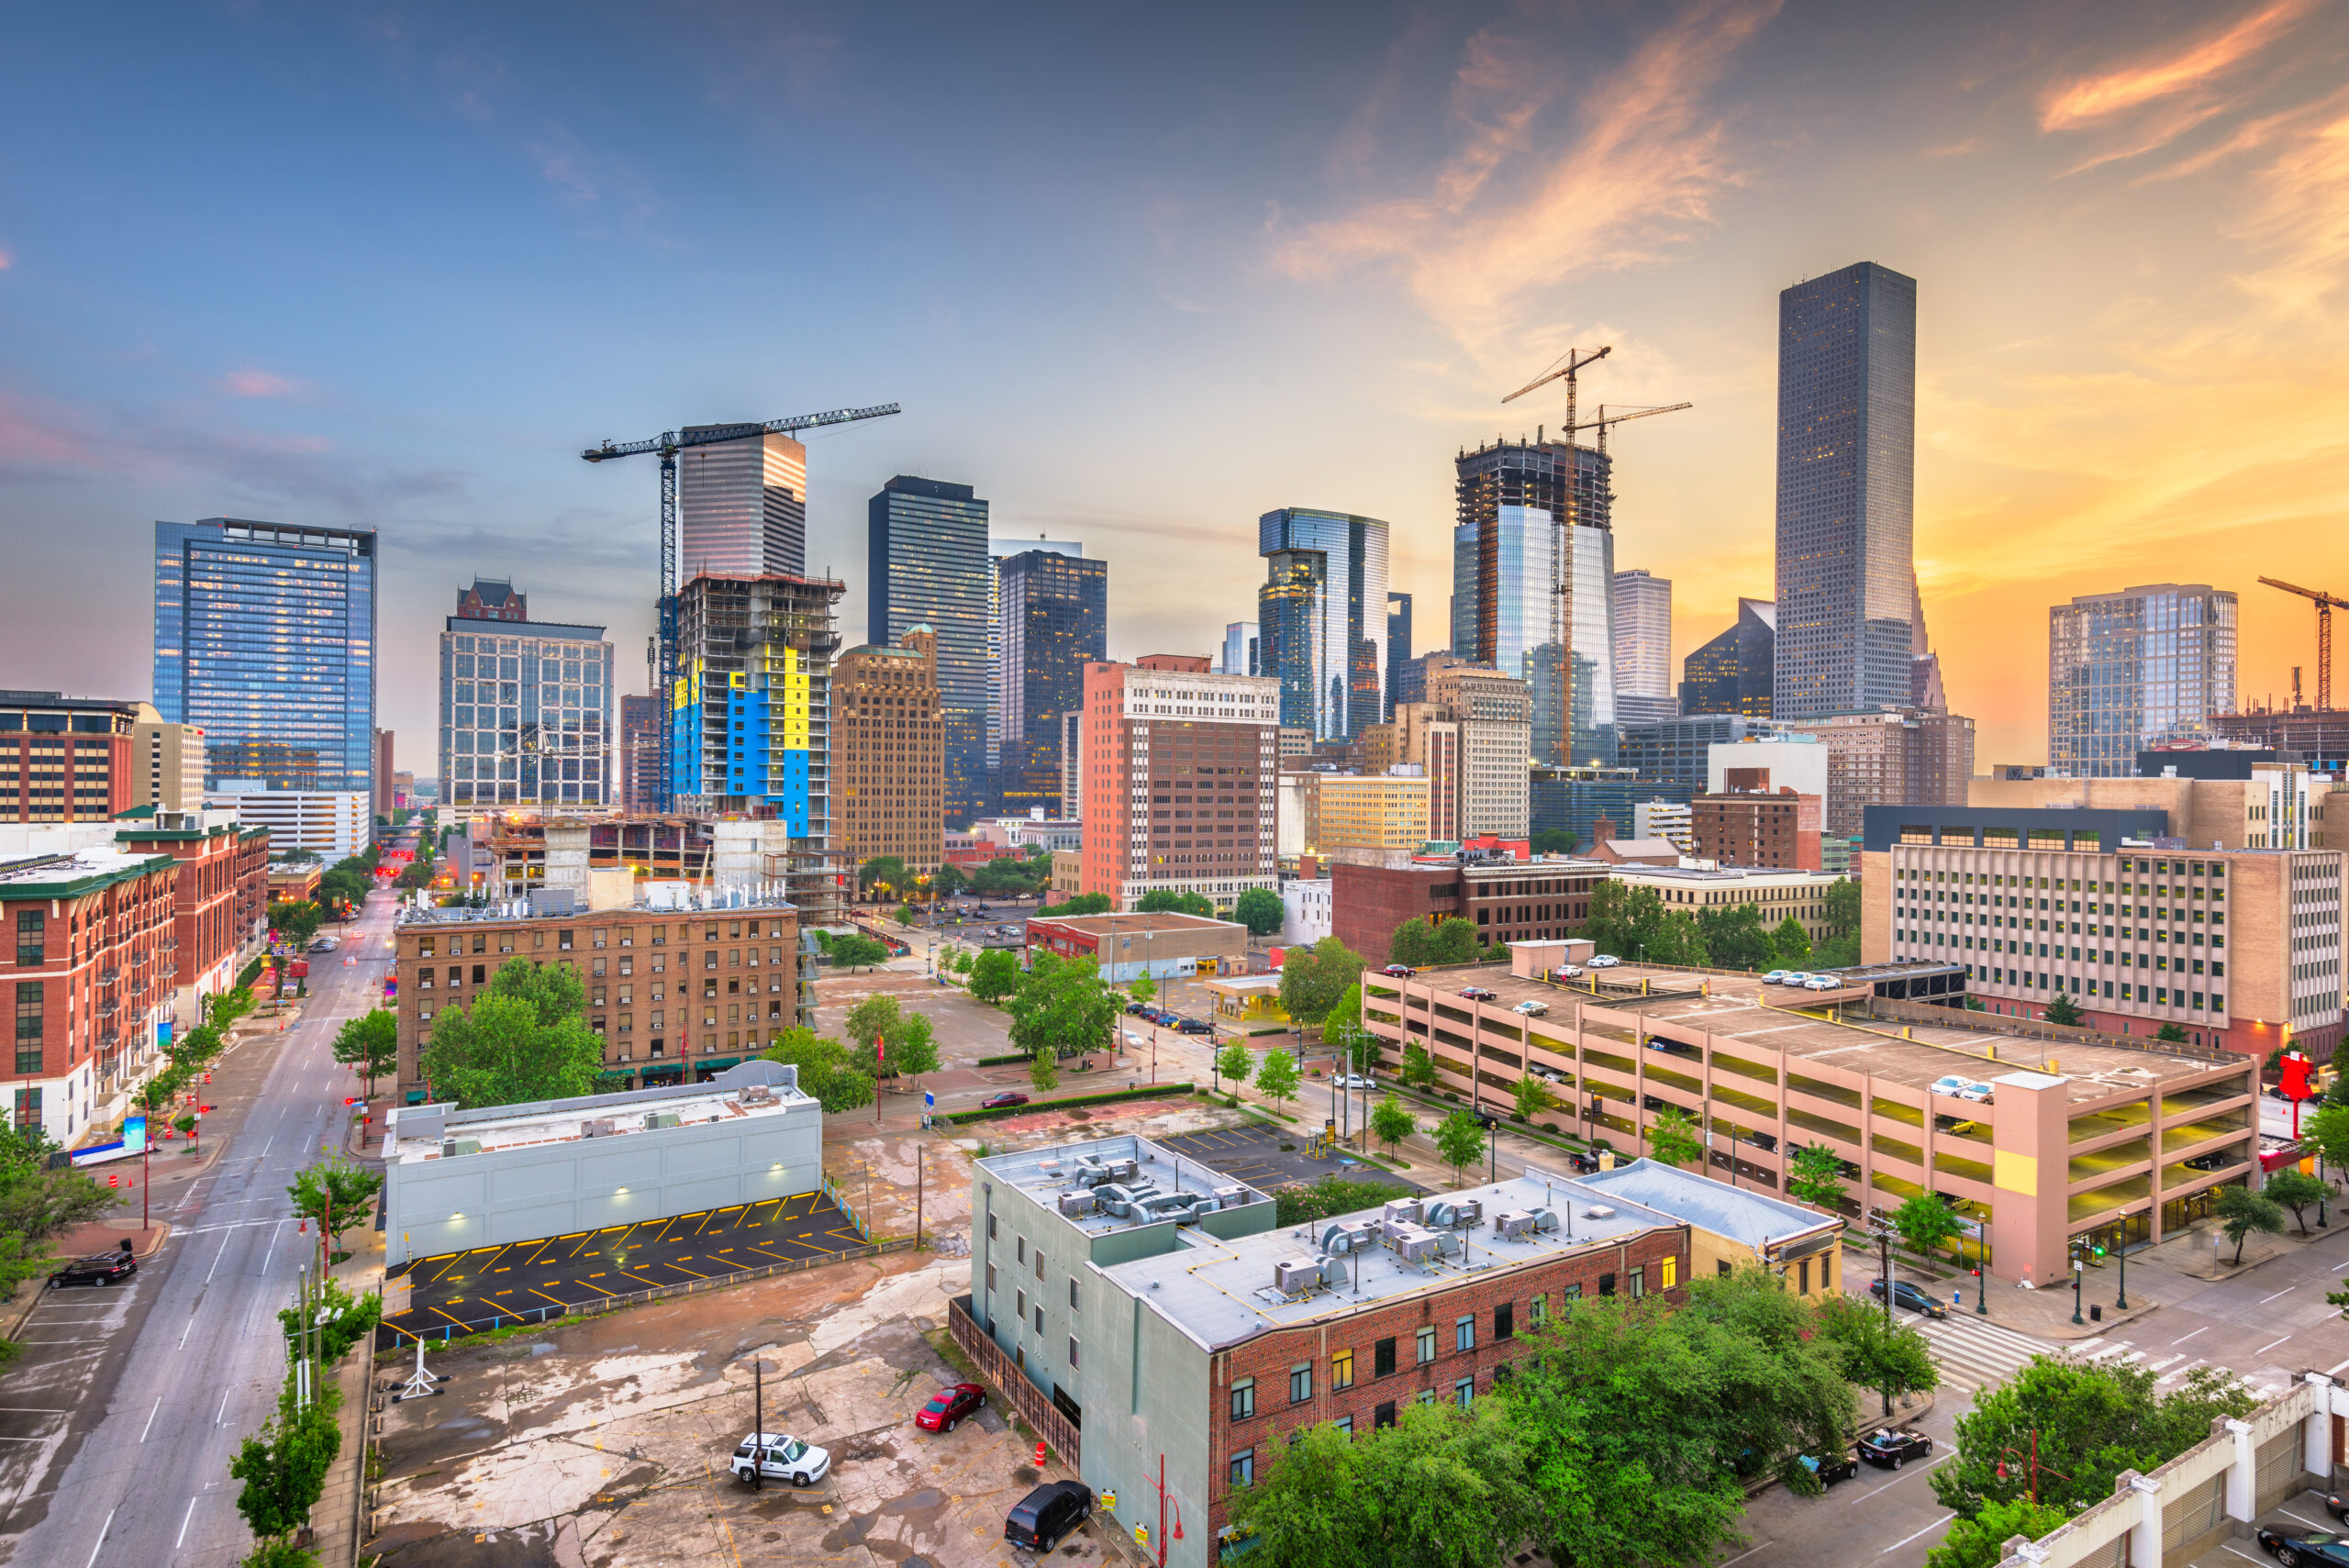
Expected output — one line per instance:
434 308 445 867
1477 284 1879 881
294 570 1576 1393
1607 864 1837 883
0 847 172 892
1029 913 1241 936
981 1134 1268 1240
385 1073 810 1165
395 895 796 927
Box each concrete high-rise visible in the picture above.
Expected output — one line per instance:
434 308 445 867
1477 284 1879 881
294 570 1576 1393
678 430 808 578
1680 599 1776 717
869 477 990 828
996 548 1108 819
674 572 844 834
1256 508 1389 742
1385 593 1412 720
2049 584 2238 777
1611 569 1675 726
835 628 944 875
1774 262 1917 722
0 692 138 823
153 517 376 792
438 578 611 811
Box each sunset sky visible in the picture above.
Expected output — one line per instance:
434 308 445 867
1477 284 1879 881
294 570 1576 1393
3 1 2347 767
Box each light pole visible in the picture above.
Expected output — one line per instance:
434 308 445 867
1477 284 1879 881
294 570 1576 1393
2114 1222 2129 1311
2070 1247 2085 1327
1975 1226 1987 1315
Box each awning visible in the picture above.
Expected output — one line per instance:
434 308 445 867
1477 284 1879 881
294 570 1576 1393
695 1058 743 1076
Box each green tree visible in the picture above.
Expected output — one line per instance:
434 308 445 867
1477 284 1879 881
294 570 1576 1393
1580 882 1666 960
1269 1175 1403 1228
894 904 918 927
2265 1168 2330 1234
268 900 326 950
1529 828 1577 855
1278 937 1366 1029
1697 903 1775 971
1323 984 1363 1037
1134 888 1213 916
1433 1108 1485 1184
2218 1184 2287 1263
2043 990 2085 1027
761 1029 876 1114
1036 891 1112 917
1254 1046 1301 1109
1814 1292 1939 1417
2154 1020 2188 1043
317 866 370 907
276 1276 381 1365
1370 1094 1417 1159
828 933 891 972
1891 1192 1968 1264
858 854 913 897
928 862 969 898
1786 1143 1849 1211
2305 1103 2349 1170
973 855 1049 897
229 1395 340 1547
1008 952 1120 1063
1029 1045 1060 1093
969 947 1019 1004
328 1009 397 1096
1431 917 1481 964
1769 917 1812 968
1645 1106 1703 1168
418 994 602 1110
1399 1041 1439 1091
1512 1073 1555 1123
1230 886 1286 936
844 995 941 1083
1645 910 1709 968
1214 1040 1254 1097
1387 917 1440 969
1127 971 1156 1009
286 1158 384 1262
1925 1497 2069 1568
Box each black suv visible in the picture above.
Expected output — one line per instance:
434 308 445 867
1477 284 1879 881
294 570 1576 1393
1005 1480 1093 1552
1175 1018 1213 1035
50 1244 136 1288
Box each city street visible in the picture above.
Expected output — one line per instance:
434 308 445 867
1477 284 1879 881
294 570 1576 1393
0 892 393 1568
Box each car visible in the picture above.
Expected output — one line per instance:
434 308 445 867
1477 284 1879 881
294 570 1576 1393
1857 1429 1933 1470
1763 969 1791 984
48 1246 135 1288
1564 1149 1602 1173
2254 1528 2349 1566
1005 1480 1095 1552
1868 1278 1950 1319
913 1383 985 1433
1801 975 1839 991
1930 1074 1976 1098
1586 954 1620 969
1381 964 1415 977
1176 1018 1213 1035
1933 1114 1979 1136
1553 963 1585 979
1458 986 1498 1002
1511 999 1550 1017
729 1431 832 1487
1780 972 1813 986
2323 1493 2349 1524
307 937 336 952
1125 1001 1148 1015
1152 1010 1179 1027
1955 1082 1996 1104
1798 1450 1861 1486
1747 1131 1778 1152
1336 1073 1374 1089
2183 1149 2237 1172
1122 1030 1145 1047
978 1091 1030 1109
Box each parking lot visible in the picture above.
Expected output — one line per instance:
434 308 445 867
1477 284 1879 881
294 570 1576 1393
1157 1122 1424 1198
382 1191 867 1343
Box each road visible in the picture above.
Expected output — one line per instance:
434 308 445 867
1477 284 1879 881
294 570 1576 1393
0 892 393 1568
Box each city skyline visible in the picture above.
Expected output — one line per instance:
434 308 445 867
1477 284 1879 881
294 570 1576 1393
4 5 2348 769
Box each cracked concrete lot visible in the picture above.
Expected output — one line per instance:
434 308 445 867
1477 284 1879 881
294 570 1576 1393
367 1251 1109 1568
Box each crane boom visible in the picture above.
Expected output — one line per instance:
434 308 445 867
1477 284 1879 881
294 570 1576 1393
1575 402 1692 454
2261 576 2349 712
582 402 902 463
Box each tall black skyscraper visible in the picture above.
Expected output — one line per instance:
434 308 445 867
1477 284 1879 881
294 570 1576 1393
996 549 1108 817
1679 598 1776 717
1384 592 1412 720
1774 261 1916 721
869 475 990 828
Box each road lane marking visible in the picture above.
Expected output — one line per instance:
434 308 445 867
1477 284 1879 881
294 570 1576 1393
2172 1326 2209 1346
2258 1334 2295 1356
1880 1516 1952 1552
216 1384 232 1426
176 1495 197 1549
84 1506 115 1568
2260 1286 2297 1303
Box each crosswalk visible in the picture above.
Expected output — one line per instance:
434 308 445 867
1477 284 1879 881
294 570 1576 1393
1911 1313 2295 1405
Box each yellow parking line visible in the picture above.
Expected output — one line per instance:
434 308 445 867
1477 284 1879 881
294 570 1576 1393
529 1288 573 1309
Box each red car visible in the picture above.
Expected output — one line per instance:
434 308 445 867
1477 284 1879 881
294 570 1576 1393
980 1091 1029 1109
915 1383 985 1433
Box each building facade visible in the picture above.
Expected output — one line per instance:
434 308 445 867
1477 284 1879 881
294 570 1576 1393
1219 621 1260 679
672 572 843 833
2049 584 2239 778
1257 508 1390 743
869 476 990 828
1690 790 1825 873
153 517 376 792
1384 592 1412 721
1311 773 1431 854
1633 799 1694 852
1611 568 1675 727
113 809 272 1022
1680 598 1776 718
834 629 944 876
1425 663 1532 839
1786 708 1974 845
1330 851 1609 962
996 549 1108 819
1022 912 1249 982
1077 656 1280 911
1775 262 1917 723
1620 713 1785 794
438 587 614 810
679 429 808 577
204 786 368 861
1530 765 1686 852
0 692 137 823
1973 764 2323 852
618 695 662 813
131 704 206 814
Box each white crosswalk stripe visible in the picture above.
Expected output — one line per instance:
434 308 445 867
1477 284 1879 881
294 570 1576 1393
1910 1315 2294 1404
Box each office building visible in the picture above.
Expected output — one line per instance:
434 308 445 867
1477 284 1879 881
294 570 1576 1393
0 692 138 823
1423 663 1532 840
1220 622 1260 679
1612 569 1675 726
989 539 1083 775
1972 763 2331 853
454 578 529 622
1384 593 1412 720
1530 765 1685 852
1633 799 1694 852
1786 708 1973 845
438 582 613 811
1311 773 1431 854
834 628 944 877
996 549 1108 819
1330 850 1608 968
673 572 843 845
1059 711 1084 820
203 785 368 861
1909 573 1947 712
1707 735 1830 801
1605 862 1840 939
679 429 807 577
373 728 395 819
619 695 662 813
1077 655 1280 911
1861 806 2345 1060
1619 715 1786 795
1691 788 1823 872
153 517 376 792
1774 262 1917 722
1680 599 1776 718
870 477 990 828
2049 585 2239 777
130 705 207 815
1257 508 1390 742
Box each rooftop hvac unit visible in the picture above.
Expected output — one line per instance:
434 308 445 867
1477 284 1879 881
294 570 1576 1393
1382 1196 1422 1227
1274 1257 1323 1295
1452 1198 1483 1228
645 1111 682 1131
1211 1184 1252 1207
440 1138 482 1158
1319 1255 1351 1289
1423 1200 1458 1229
1319 1220 1376 1255
1492 1210 1533 1240
581 1118 616 1139
1528 1207 1562 1233
1581 1207 1616 1220
1436 1232 1464 1257
1098 1157 1140 1184
1391 1224 1439 1263
1095 1184 1144 1217
1057 1190 1098 1218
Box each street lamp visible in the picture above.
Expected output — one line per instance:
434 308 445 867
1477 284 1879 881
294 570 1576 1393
1975 1225 1987 1316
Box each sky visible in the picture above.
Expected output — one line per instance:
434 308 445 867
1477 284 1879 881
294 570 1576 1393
4 0 2348 771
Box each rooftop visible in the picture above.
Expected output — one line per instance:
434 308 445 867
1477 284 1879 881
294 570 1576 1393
1605 863 1839 884
384 1062 811 1164
0 846 175 896
1575 1162 1841 1254
979 1135 1270 1240
1027 912 1242 936
395 885 797 926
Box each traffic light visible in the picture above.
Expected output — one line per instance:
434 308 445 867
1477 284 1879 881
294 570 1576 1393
2093 1242 2107 1258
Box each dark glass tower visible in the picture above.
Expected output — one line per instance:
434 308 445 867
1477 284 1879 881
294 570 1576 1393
1679 598 1776 717
1774 261 1917 720
996 549 1108 817
153 517 376 790
1256 508 1389 741
869 476 991 828
1385 592 1412 721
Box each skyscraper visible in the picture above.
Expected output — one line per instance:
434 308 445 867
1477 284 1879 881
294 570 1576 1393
678 429 808 578
869 476 990 828
619 695 662 811
1220 621 1260 678
1611 569 1675 726
1385 593 1412 720
996 548 1108 817
1256 508 1388 741
835 628 944 873
1774 261 1917 721
438 578 613 810
2049 584 2238 776
153 517 376 791
1680 599 1776 717
674 572 843 835
987 539 1081 778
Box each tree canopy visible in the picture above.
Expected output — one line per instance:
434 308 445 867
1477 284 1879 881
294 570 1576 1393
1231 886 1285 936
1433 1108 1485 1183
858 854 913 895
1007 952 1119 1062
828 933 891 971
287 1157 385 1259
1036 892 1112 917
269 900 325 950
1645 1106 1703 1169
418 993 603 1109
842 995 941 1081
968 947 1020 1004
760 1028 876 1114
329 1009 397 1096
1697 903 1775 971
1278 937 1366 1029
1388 917 1478 969
1135 887 1214 916
1254 1046 1301 1107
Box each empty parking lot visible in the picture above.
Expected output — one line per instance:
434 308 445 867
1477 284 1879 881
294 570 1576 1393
1156 1123 1424 1199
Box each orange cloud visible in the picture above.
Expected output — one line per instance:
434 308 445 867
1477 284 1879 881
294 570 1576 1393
2040 0 2316 130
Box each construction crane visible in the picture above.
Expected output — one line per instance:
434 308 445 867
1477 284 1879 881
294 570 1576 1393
2259 576 2349 711
584 403 901 809
1578 401 1692 453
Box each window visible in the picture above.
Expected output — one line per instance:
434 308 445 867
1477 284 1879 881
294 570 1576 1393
1416 1326 1436 1364
1661 1257 1677 1290
1229 1450 1253 1489
1230 1377 1255 1420
1069 1337 1081 1370
1290 1364 1312 1405
1598 1273 1616 1297
1528 1295 1545 1329
1034 1250 1044 1281
13 983 39 1075
985 1262 996 1294
14 910 42 966
1454 1315 1475 1352
1333 1416 1353 1438
1374 1401 1397 1430
1455 1377 1474 1407
1032 1306 1043 1335
986 1212 997 1240
1016 1237 1025 1264
1630 1267 1646 1299
1016 1289 1026 1321
1068 1278 1081 1313
1494 1302 1514 1340
1374 1338 1396 1378
1330 1349 1354 1391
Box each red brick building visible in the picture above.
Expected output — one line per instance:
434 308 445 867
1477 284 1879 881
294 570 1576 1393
0 692 139 824
114 810 272 1018
1693 786 1823 872
1330 851 1608 966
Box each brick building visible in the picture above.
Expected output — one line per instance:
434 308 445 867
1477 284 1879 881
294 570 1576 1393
1693 786 1823 871
1022 911 1249 982
833 628 944 875
113 809 273 1019
1329 850 1609 964
1784 708 1973 845
0 692 139 824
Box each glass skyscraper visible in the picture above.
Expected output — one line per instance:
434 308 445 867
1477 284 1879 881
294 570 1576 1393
1774 261 1917 721
678 429 808 577
436 579 612 809
869 476 991 828
1385 593 1411 721
1610 568 1675 727
1680 598 1776 717
1256 508 1389 742
996 549 1108 817
2049 584 2238 776
153 517 375 791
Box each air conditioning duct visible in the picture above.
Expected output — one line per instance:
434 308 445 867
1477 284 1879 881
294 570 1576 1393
1527 1207 1561 1232
1435 1232 1464 1257
1319 1255 1350 1288
1423 1200 1458 1229
581 1118 616 1139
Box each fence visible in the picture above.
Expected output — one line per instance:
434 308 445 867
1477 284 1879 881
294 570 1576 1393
374 1236 916 1350
948 1293 1080 1467
821 1176 874 1240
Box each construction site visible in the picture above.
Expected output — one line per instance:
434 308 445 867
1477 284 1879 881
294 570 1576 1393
2205 575 2349 772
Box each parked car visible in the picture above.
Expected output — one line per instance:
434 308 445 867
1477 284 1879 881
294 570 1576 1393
1857 1429 1933 1470
1458 986 1498 1002
1763 969 1791 984
1801 974 1840 991
1747 1131 1778 1152
1930 1074 1976 1098
914 1383 985 1433
1381 964 1415 977
1564 1149 1603 1173
1586 954 1620 969
2183 1149 2237 1172
1005 1480 1095 1552
1124 1001 1148 1015
1798 1450 1860 1486
729 1432 831 1487
1781 972 1814 987
2256 1527 2349 1567
1955 1082 1996 1104
1176 1018 1213 1035
978 1091 1030 1109
1336 1073 1374 1089
1553 964 1585 979
2322 1492 2349 1523
48 1246 135 1288
1868 1278 1950 1319
1511 999 1549 1018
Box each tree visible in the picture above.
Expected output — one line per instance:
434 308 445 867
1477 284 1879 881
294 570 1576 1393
1513 1073 1555 1123
1786 1143 1849 1211
1231 886 1285 937
1278 937 1366 1030
761 1029 875 1114
1254 1046 1301 1109
418 995 603 1110
230 1397 340 1548
317 867 370 908
1323 984 1363 1036
286 1158 385 1262
1580 882 1666 960
2043 990 2084 1027
2306 1104 2349 1172
1214 1040 1254 1097
1434 1108 1485 1184
1814 1293 1939 1417
969 947 1019 1004
1645 910 1709 968
1269 1175 1401 1228
328 1009 397 1096
928 862 969 898
2217 1184 2287 1263
1399 1042 1439 1091
1926 1498 2069 1568
973 856 1049 897
1697 902 1775 971
894 904 918 927
1431 917 1481 964
1029 1045 1060 1093
2154 1020 2189 1043
1932 1357 2255 1518
1645 1106 1703 1168
268 900 325 951
858 855 913 898
1037 892 1113 917
1529 828 1577 855
1388 917 1440 969
1127 971 1156 1010
1769 917 1811 968
1007 952 1119 1063
828 933 891 972
2266 1168 2331 1235
843 995 940 1083
1891 1192 1968 1264
1370 1094 1416 1159
1135 888 1213 916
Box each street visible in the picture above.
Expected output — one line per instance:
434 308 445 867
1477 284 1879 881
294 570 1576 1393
0 892 393 1568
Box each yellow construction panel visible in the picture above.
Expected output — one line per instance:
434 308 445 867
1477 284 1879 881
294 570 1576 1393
1992 1150 2037 1196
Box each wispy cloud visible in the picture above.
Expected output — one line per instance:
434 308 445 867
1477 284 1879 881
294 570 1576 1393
2234 101 2349 313
215 368 306 399
0 247 13 272
2039 0 2318 130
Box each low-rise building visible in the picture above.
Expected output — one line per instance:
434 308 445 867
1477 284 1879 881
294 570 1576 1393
1310 772 1430 853
1049 849 1082 902
131 704 207 813
1330 850 1609 965
1022 911 1250 981
1280 877 1331 946
1632 798 1694 852
1693 786 1824 871
1604 863 1841 942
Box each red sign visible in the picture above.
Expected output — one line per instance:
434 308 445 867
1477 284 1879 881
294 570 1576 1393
2282 1050 2317 1102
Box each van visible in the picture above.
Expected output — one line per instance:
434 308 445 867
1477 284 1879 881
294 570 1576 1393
1005 1480 1093 1551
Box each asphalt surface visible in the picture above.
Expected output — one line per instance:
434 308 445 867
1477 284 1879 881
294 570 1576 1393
382 1191 865 1343
1157 1124 1423 1198
0 890 392 1568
